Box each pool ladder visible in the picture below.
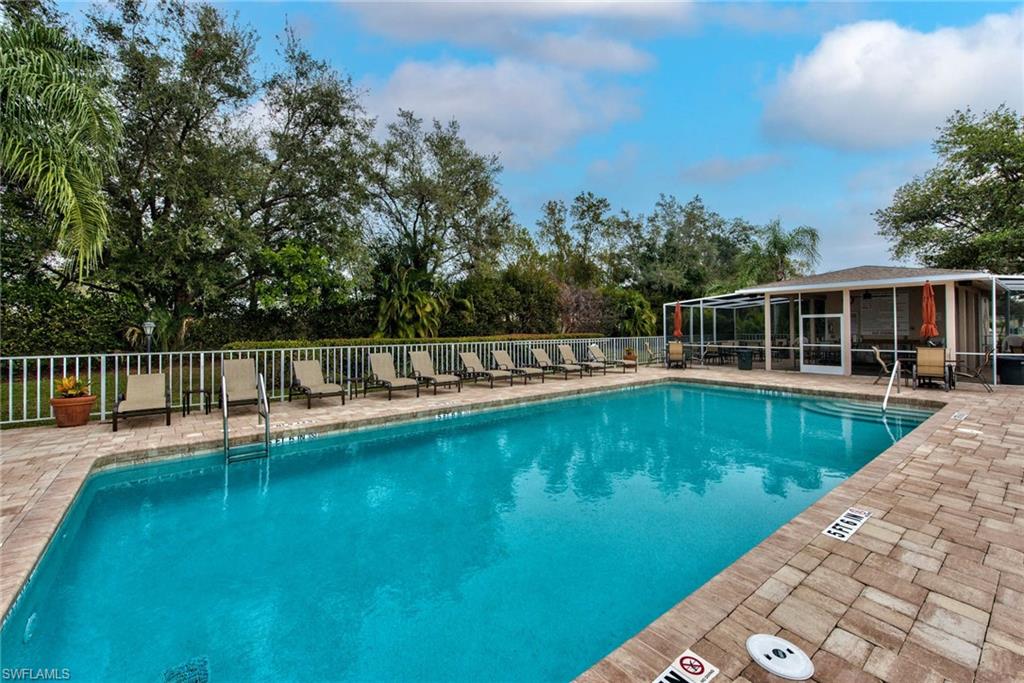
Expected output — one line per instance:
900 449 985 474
222 373 271 463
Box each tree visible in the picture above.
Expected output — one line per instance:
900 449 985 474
86 1 369 325
365 110 517 281
876 107 1024 272
740 220 820 284
0 11 122 275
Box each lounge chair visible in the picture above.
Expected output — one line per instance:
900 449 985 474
531 348 583 379
366 352 420 400
667 341 687 369
492 349 545 383
113 373 171 431
589 344 637 373
289 359 346 408
221 358 260 410
700 344 723 365
912 347 949 390
871 346 909 386
953 348 993 393
558 344 605 376
409 351 462 394
644 341 664 366
458 351 513 388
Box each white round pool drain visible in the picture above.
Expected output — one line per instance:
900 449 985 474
746 634 814 680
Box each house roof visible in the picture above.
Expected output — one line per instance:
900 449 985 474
736 265 989 294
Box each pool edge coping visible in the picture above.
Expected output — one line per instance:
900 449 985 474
0 372 952 630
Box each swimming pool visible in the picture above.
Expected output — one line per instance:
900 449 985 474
1 384 929 681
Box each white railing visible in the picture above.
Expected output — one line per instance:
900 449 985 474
0 336 664 426
882 360 901 413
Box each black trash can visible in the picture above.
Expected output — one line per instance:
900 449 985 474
737 349 753 371
998 358 1024 385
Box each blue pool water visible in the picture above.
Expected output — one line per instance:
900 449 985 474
1 384 929 682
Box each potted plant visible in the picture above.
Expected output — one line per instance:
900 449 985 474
623 346 638 362
50 377 96 428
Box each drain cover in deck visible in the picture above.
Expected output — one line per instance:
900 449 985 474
746 634 813 680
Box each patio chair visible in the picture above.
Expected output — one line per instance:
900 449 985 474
113 373 171 432
558 344 605 376
954 348 993 393
1005 335 1024 353
457 351 514 388
644 342 664 366
221 358 260 410
289 359 346 408
700 344 723 365
409 351 462 394
912 347 949 391
366 352 420 400
589 344 637 373
871 346 910 386
492 349 544 383
531 348 583 379
667 341 687 369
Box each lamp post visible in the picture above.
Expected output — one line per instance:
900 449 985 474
143 321 156 371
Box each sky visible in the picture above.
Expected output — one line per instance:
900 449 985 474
69 1 1024 272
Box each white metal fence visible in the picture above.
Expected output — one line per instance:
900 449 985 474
0 336 664 426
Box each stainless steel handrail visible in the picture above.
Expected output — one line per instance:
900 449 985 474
221 376 229 457
882 360 901 413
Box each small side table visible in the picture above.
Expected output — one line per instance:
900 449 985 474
183 388 211 416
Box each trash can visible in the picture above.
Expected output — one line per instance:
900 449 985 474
737 349 753 371
998 358 1024 385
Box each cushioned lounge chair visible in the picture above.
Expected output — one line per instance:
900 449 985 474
589 344 637 373
113 373 171 432
289 359 346 408
492 349 544 383
558 344 605 376
531 348 583 379
366 352 420 400
221 358 260 410
667 341 687 369
458 351 513 388
409 351 461 394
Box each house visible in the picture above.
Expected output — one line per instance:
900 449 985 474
664 266 1024 383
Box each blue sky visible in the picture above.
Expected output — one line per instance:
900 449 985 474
71 1 1023 271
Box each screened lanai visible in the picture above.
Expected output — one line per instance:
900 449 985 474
664 266 1024 385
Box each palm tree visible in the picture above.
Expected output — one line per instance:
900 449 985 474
0 18 121 276
741 221 820 284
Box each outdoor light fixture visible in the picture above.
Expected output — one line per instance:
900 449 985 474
142 320 156 354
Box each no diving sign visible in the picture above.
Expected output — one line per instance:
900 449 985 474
652 649 719 683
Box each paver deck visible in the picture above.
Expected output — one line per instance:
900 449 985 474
1 367 1021 682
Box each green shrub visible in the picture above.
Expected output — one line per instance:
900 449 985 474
223 333 607 350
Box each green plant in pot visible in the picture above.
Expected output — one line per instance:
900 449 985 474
50 377 96 427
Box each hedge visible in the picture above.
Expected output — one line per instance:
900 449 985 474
223 333 610 351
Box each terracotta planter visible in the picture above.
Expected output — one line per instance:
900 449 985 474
50 395 97 428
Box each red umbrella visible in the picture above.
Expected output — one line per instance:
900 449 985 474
673 302 683 339
920 281 939 340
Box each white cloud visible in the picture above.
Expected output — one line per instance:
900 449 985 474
344 2 688 72
764 11 1024 148
366 59 639 170
680 153 786 183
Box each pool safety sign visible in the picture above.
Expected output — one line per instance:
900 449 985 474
652 649 719 683
822 506 872 541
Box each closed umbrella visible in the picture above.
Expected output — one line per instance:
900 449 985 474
673 302 683 339
920 281 939 341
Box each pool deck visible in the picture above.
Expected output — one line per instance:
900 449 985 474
1 368 1022 682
